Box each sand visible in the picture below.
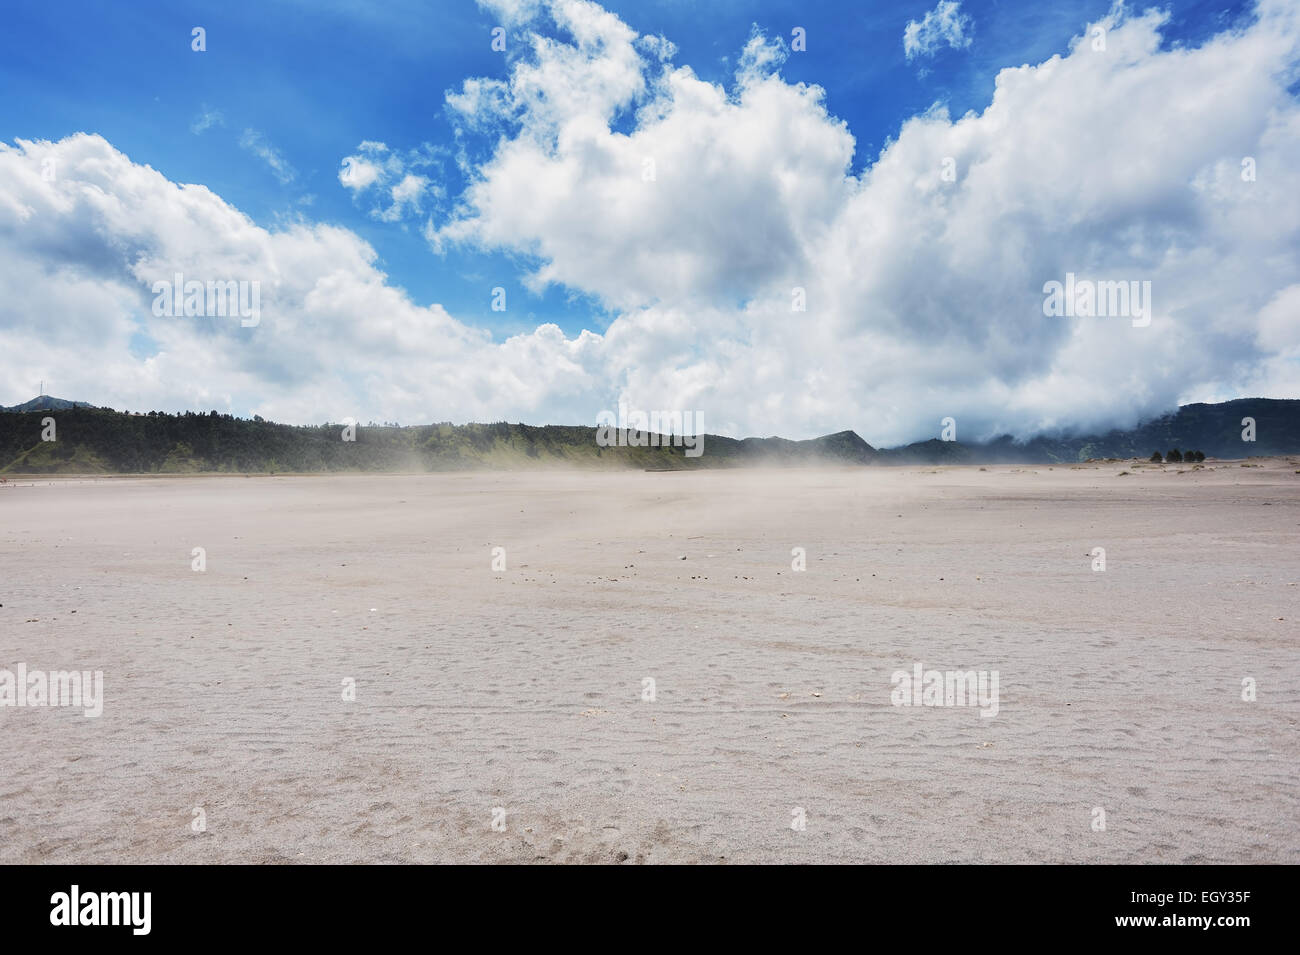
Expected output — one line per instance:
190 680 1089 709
1 460 1297 864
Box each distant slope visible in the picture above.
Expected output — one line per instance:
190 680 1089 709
0 398 1296 474
882 398 1300 464
0 407 879 474
1 395 95 413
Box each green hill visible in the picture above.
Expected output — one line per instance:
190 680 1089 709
0 394 95 413
0 407 880 474
880 398 1300 464
0 398 1296 474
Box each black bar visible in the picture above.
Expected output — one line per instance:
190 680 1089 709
0 864 1286 941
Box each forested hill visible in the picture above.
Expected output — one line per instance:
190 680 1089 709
879 398 1300 464
0 398 1297 474
0 406 876 473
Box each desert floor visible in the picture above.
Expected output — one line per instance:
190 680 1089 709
1 460 1297 863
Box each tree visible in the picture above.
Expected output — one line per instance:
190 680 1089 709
1167 448 1183 462
1193 450 1206 462
1150 451 1163 463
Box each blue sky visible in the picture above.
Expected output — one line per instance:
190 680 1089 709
1 0 1295 440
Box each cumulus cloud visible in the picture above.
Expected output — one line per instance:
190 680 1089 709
425 0 1300 441
904 1 974 62
0 132 598 425
339 143 386 191
338 141 442 222
3 0 1300 445
436 12 852 309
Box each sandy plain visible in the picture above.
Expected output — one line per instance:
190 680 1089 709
1 460 1297 863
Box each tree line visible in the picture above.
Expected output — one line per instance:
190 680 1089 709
1150 449 1205 463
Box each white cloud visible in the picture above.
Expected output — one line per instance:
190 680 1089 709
430 0 1300 441
338 141 441 222
190 108 225 135
380 174 431 222
339 154 384 191
3 0 1300 446
437 17 851 309
0 132 595 425
238 129 297 185
904 1 974 62
444 78 515 131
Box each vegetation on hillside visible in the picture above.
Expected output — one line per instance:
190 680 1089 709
1 398 1295 474
0 408 877 474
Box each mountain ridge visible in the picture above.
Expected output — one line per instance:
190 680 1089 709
0 394 95 413
1 397 1297 473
